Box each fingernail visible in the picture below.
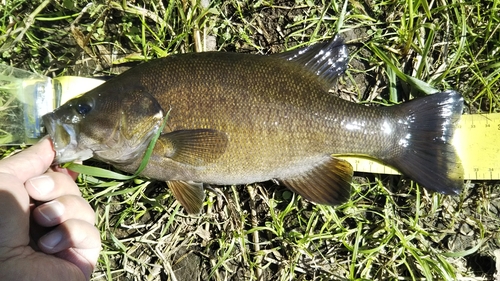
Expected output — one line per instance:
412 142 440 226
39 229 63 250
29 175 54 196
37 201 65 222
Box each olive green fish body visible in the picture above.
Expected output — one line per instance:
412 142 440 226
109 53 384 181
42 36 464 214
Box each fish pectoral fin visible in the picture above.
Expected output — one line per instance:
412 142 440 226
281 156 353 206
162 129 228 166
167 180 205 214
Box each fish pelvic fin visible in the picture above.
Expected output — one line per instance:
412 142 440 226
281 156 353 206
273 34 349 89
167 180 205 214
385 90 464 195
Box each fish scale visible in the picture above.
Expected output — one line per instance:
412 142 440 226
158 60 340 160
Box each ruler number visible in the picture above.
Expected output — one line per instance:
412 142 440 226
471 124 476 128
498 123 500 130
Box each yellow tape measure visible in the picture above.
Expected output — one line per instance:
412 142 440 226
453 113 500 180
341 113 500 180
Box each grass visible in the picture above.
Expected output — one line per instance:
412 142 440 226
1 0 500 280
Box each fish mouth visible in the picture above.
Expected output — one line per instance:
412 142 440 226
42 113 94 164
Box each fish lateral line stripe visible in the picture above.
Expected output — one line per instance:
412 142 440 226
341 113 500 180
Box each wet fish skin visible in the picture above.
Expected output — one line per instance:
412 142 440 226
42 35 464 214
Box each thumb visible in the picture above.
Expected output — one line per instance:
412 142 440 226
0 138 55 251
0 137 55 183
0 174 30 252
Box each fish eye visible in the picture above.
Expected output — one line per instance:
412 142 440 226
76 101 93 116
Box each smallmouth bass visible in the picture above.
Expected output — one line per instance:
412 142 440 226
42 35 464 214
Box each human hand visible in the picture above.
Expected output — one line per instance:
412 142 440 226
0 138 100 281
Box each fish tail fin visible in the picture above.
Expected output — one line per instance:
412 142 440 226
385 90 464 195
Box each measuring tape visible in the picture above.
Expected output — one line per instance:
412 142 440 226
55 77 499 180
341 113 500 180
453 113 499 180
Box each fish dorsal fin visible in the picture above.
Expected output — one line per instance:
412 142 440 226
161 129 228 166
281 156 353 206
273 35 349 89
167 180 205 214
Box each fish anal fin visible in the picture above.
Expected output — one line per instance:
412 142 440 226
281 156 353 206
161 129 228 166
167 180 205 214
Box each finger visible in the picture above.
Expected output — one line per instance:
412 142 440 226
25 171 81 201
38 219 101 279
32 195 95 227
55 247 99 281
52 164 80 181
0 138 55 182
38 219 101 253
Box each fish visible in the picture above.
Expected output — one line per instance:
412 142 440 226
42 35 464 214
